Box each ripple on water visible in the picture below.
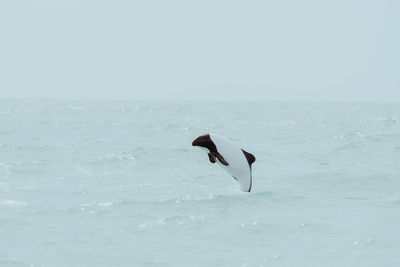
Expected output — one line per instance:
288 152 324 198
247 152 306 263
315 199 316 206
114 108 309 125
138 214 206 229
0 200 29 207
333 141 365 151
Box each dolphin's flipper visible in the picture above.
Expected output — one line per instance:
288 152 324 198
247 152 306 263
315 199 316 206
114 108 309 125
208 153 216 163
215 153 229 166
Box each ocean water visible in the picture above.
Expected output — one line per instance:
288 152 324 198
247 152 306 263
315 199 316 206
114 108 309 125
1 100 400 267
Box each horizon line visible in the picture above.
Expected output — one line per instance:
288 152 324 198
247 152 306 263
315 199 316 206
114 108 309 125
0 97 399 104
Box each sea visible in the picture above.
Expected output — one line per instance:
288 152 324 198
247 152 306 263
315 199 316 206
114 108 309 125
1 100 399 267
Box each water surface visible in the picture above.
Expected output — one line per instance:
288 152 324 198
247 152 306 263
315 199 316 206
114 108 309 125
1 100 400 266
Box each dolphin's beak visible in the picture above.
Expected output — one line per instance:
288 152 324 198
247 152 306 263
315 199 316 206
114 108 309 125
192 137 200 146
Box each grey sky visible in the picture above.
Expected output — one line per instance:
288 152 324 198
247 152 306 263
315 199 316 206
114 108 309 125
1 0 399 101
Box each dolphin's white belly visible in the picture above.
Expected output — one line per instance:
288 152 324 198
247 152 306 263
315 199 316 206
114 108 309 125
210 134 252 192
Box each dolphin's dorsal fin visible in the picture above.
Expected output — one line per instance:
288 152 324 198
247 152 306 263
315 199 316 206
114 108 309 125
215 153 229 166
208 153 216 163
241 149 255 167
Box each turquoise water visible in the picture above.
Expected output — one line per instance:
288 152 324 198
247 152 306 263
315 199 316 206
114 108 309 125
1 100 400 266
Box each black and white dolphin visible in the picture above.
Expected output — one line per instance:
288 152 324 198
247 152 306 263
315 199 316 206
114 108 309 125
192 133 256 192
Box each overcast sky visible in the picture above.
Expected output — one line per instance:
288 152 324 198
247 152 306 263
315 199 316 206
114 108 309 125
0 0 399 101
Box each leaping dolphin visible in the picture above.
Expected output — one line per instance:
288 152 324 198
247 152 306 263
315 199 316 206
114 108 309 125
192 134 256 192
